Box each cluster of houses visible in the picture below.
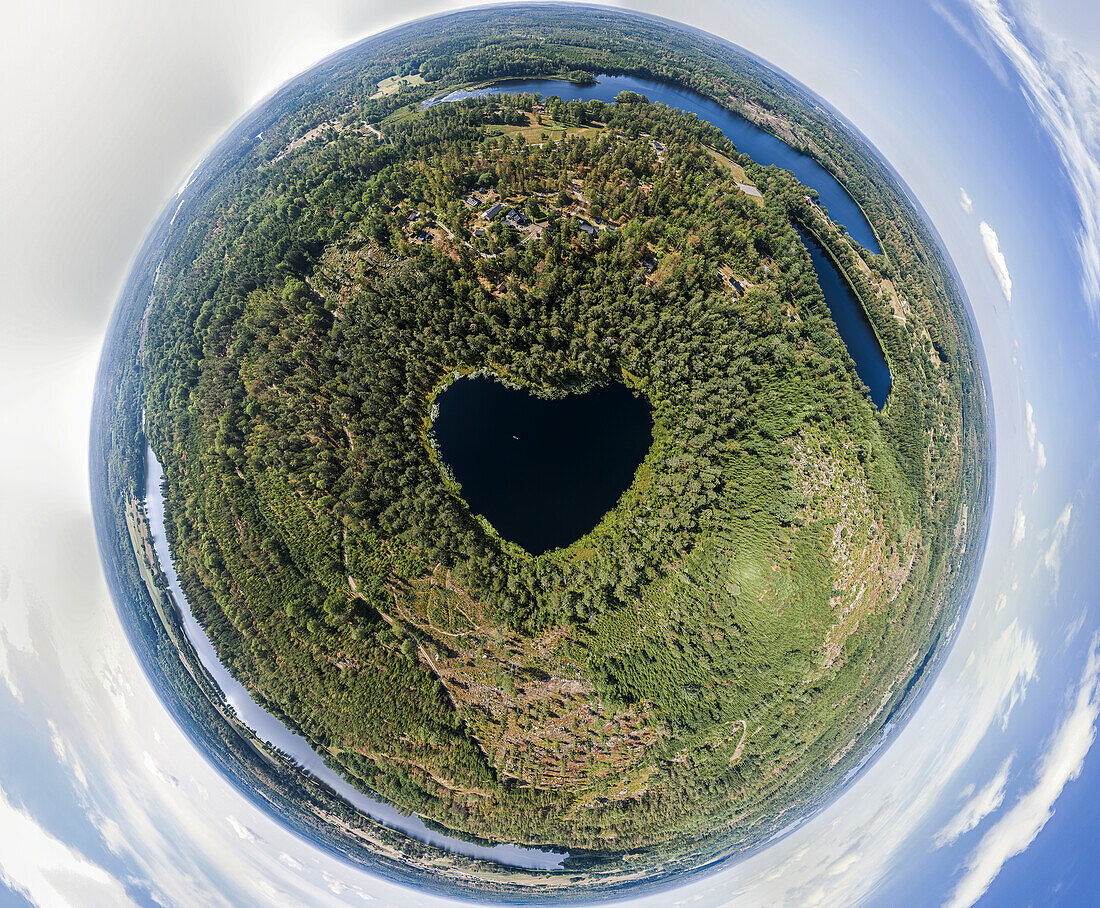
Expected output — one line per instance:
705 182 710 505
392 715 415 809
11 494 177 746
401 191 754 289
404 187 607 249
479 202 529 227
474 198 597 241
403 209 434 243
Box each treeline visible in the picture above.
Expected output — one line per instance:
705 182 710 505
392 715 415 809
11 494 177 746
141 92 920 852
136 7 986 868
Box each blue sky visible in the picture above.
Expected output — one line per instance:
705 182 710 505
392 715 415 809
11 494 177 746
2 1 1100 905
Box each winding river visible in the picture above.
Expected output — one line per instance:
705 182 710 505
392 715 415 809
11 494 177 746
143 447 567 870
428 74 892 403
427 73 881 253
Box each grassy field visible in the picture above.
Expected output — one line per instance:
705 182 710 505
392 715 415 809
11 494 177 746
704 145 750 182
371 73 426 98
380 102 426 127
487 110 605 144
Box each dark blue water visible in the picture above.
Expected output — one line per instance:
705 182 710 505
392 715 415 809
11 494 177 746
429 74 891 408
433 379 653 554
427 74 880 252
798 226 892 407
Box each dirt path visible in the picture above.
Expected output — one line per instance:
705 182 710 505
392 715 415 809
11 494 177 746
729 720 749 765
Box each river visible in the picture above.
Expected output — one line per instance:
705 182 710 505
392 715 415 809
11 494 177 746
426 73 881 253
143 446 568 870
426 74 891 407
797 226 892 407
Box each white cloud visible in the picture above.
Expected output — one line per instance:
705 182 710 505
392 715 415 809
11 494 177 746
252 878 283 903
0 781 135 908
48 721 88 792
278 852 304 871
1043 504 1074 581
0 566 35 703
980 221 1013 302
142 751 179 789
960 186 974 213
945 634 1100 908
965 0 1100 320
0 630 22 703
934 755 1014 848
932 0 1013 84
323 871 349 895
1011 502 1026 547
1065 609 1088 648
1025 400 1037 450
322 871 375 901
1037 441 1047 471
227 816 262 844
993 619 1040 729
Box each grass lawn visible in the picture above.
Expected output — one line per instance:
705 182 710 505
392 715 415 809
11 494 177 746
487 111 605 144
371 73 427 98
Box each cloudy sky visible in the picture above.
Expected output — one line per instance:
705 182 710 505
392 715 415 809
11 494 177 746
3 1 1100 905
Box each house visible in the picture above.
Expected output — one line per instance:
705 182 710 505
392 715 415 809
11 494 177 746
464 196 481 209
578 221 598 237
482 202 504 220
504 209 529 228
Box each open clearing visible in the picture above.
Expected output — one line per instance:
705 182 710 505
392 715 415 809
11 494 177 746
371 73 426 98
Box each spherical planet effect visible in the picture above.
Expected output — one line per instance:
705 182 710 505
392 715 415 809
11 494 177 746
90 5 992 901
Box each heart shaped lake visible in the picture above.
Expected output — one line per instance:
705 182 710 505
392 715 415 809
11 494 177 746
431 377 654 554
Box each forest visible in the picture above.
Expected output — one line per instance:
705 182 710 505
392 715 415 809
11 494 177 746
141 90 966 853
114 5 989 889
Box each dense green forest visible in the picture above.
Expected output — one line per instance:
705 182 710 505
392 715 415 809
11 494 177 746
123 5 987 890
